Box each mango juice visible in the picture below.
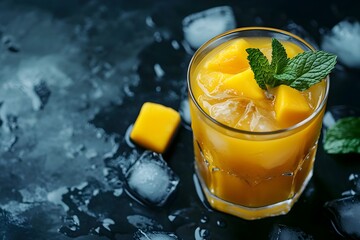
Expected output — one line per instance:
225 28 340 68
187 28 329 220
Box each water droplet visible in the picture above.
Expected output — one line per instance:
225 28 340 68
194 226 210 240
168 214 176 222
200 229 209 237
216 219 227 228
171 40 180 50
154 63 165 78
146 16 155 27
200 215 208 224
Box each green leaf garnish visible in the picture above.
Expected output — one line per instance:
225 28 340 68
246 48 272 90
246 38 337 91
324 117 360 154
270 38 288 75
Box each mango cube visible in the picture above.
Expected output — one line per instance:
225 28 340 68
130 102 181 153
274 85 311 127
221 68 265 100
205 39 250 74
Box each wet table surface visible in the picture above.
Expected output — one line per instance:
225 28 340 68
0 0 360 239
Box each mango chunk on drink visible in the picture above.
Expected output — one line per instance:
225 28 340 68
204 39 250 74
274 85 312 128
130 102 181 153
220 68 265 100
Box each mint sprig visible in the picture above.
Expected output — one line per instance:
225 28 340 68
246 48 272 89
324 117 360 154
246 38 337 91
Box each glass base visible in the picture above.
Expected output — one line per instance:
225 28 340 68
194 165 313 220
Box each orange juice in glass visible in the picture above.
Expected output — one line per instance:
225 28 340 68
187 27 331 220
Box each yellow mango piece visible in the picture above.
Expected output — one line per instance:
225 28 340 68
205 39 250 74
221 68 265 100
130 102 181 153
274 85 311 127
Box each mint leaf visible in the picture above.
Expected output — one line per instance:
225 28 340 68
271 38 289 75
324 117 360 154
246 38 337 91
246 48 272 90
268 38 289 88
285 51 337 91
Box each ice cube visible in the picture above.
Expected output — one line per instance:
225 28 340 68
248 107 277 132
269 224 314 240
233 100 276 132
322 20 360 68
125 151 179 206
134 229 179 240
209 99 245 127
324 195 360 239
182 6 236 49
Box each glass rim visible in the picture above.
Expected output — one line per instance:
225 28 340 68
187 27 330 136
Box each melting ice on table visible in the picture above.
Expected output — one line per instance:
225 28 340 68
322 20 360 69
133 229 179 240
324 195 360 239
269 224 314 240
182 6 236 49
125 151 179 207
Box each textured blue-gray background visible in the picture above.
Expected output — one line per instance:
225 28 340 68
0 0 359 239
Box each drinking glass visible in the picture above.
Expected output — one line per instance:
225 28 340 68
187 27 329 220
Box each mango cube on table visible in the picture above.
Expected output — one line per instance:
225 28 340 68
274 85 311 128
130 102 181 154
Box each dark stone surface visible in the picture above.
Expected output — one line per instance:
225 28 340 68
0 0 359 239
